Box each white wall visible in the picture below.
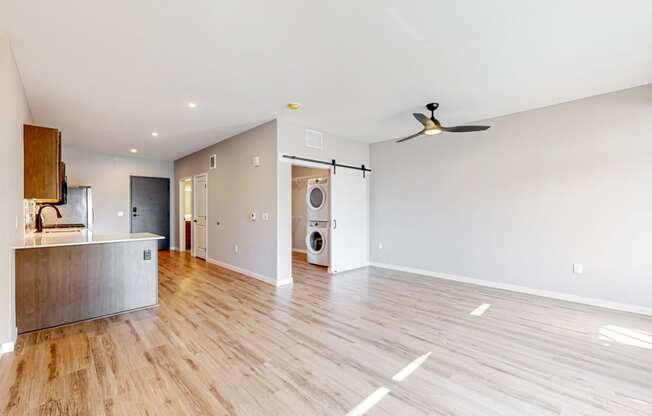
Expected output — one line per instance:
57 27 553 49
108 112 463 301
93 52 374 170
0 34 31 348
62 147 174 242
277 118 370 281
371 84 652 312
292 166 329 251
175 121 278 283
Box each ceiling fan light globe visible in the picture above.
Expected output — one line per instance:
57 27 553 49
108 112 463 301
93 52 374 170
424 128 441 135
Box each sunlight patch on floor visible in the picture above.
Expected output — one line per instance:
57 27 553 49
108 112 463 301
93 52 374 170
599 325 652 350
470 303 491 316
392 352 432 382
345 387 390 416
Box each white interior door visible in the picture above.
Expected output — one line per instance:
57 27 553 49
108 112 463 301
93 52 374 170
330 167 368 273
193 174 208 259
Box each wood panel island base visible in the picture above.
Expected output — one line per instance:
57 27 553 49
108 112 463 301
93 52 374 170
14 232 164 333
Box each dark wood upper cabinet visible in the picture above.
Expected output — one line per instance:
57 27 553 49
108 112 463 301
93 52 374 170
24 124 63 202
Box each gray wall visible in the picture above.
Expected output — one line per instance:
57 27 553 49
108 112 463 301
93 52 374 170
175 120 278 281
292 166 329 251
0 34 31 346
371 84 652 310
62 147 174 240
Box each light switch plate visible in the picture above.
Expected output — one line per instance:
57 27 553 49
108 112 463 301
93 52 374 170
573 263 583 274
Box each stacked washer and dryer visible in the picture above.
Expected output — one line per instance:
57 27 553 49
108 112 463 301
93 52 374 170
305 177 329 266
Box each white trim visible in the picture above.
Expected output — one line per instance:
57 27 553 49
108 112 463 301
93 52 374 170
276 278 294 287
178 176 192 252
292 248 307 254
370 262 652 316
206 258 293 287
0 326 16 355
170 246 179 251
1 340 15 354
329 262 370 274
193 173 208 259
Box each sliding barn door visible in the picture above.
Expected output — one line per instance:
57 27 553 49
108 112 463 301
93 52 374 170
329 167 368 273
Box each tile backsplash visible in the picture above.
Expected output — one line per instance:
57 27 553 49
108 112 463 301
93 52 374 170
24 199 36 234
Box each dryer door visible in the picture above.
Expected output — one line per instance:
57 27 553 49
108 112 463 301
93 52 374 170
307 185 326 211
306 229 325 254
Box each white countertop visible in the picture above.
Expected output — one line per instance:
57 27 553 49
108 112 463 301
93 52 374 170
14 230 165 249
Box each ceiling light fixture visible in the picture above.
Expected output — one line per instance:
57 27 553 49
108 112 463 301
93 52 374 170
151 132 159 137
187 102 197 108
287 102 301 110
130 148 138 153
423 128 441 135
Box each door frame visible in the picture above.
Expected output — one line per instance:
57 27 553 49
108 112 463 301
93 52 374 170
192 173 208 258
178 177 192 252
284 159 332 272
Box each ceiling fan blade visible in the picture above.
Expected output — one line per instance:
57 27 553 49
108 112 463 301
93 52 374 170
441 125 490 133
396 130 425 143
413 113 435 128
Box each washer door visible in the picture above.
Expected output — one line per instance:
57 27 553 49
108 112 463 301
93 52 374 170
306 230 325 254
307 185 326 211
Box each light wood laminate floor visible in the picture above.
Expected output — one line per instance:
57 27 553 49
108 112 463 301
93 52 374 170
1 251 651 415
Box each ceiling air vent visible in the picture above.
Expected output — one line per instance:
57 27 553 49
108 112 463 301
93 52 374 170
305 129 323 150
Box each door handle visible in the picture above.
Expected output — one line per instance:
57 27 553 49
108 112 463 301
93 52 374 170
133 213 140 217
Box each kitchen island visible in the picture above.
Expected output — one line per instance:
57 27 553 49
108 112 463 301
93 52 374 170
14 231 164 333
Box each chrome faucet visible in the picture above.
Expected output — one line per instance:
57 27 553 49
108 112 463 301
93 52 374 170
35 204 62 233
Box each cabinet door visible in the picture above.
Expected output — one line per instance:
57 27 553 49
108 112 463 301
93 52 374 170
24 125 62 202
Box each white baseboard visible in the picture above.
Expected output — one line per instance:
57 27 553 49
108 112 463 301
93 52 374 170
292 248 307 254
170 246 179 251
276 277 294 287
330 262 370 274
206 258 293 287
370 262 652 316
1 340 15 354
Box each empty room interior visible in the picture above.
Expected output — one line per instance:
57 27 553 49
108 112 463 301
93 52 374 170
1 2 652 415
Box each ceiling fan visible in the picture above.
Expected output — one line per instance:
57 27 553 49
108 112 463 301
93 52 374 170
395 103 490 143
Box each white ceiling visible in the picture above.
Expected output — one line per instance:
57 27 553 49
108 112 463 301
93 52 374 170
2 1 652 160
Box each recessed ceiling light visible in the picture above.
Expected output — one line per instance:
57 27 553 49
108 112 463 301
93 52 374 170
187 102 197 108
287 102 301 110
130 148 138 154
151 132 159 137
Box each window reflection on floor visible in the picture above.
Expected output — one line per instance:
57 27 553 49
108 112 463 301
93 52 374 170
345 387 390 416
599 325 652 350
470 303 491 316
392 352 432 382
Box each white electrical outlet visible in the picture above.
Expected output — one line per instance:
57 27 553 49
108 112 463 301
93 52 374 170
573 263 583 275
234 244 239 254
378 242 383 249
117 211 124 217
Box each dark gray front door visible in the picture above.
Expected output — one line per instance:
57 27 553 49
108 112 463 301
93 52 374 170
130 176 170 250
